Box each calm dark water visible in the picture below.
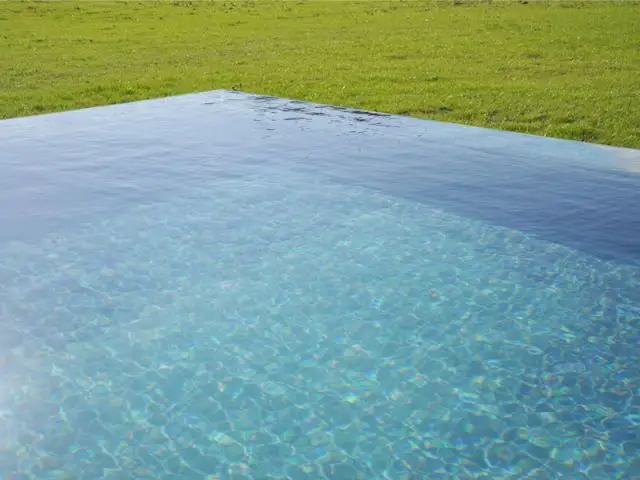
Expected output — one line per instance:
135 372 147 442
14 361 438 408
1 90 639 263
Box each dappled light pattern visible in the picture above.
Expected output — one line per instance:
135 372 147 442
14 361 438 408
2 175 639 479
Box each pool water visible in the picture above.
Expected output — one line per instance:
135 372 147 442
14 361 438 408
1 91 640 479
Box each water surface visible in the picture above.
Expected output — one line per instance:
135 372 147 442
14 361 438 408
1 91 639 479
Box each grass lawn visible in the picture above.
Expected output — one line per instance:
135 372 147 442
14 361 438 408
1 0 639 148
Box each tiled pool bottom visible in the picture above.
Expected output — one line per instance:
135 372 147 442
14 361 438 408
2 174 640 480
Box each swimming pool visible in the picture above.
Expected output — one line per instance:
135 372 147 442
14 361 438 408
1 90 639 479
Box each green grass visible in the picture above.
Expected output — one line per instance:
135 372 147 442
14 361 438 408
1 0 639 148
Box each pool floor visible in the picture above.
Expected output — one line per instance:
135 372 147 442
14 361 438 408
2 172 639 479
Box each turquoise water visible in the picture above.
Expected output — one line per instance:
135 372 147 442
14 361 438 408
3 173 640 479
1 91 640 479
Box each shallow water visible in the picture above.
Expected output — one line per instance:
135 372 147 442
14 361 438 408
1 91 639 479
